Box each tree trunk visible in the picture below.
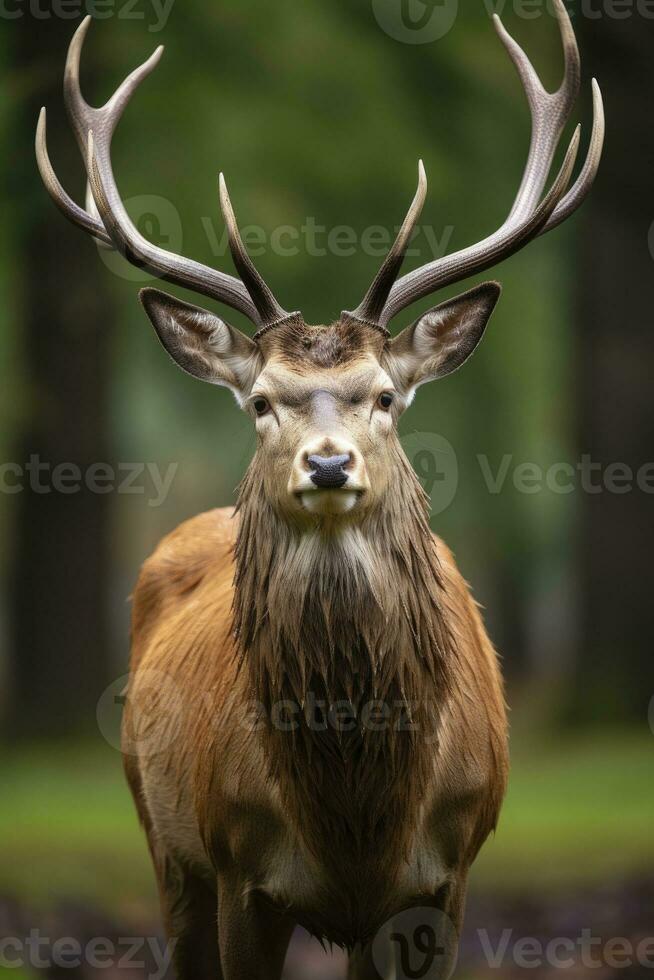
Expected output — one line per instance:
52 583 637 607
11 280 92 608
570 15 654 723
7 11 114 737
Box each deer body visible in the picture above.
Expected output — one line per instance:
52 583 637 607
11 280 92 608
126 493 506 966
38 2 602 975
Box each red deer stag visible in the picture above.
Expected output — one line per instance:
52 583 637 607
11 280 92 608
37 4 603 978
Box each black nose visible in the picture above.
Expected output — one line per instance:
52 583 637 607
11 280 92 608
308 454 351 489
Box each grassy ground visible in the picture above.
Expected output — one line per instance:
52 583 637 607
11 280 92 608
472 728 654 893
1 729 653 914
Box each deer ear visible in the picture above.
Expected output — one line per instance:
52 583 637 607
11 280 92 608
139 288 261 400
385 282 501 395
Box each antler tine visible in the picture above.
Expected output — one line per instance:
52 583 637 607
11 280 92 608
67 18 262 322
376 0 602 327
38 18 292 327
553 0 582 107
478 125 580 263
63 17 164 156
347 161 427 328
495 0 580 223
35 16 147 251
496 1 603 235
51 15 161 249
382 126 580 326
36 106 112 246
219 174 294 328
86 131 141 260
542 78 605 233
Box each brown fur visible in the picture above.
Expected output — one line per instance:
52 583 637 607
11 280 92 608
125 502 508 949
230 440 506 945
258 318 388 370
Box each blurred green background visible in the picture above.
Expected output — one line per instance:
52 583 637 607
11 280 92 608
1 0 652 977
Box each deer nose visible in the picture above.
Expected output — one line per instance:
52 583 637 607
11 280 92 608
307 454 351 489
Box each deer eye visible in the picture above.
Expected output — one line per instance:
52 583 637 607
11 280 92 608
377 392 394 411
253 397 270 416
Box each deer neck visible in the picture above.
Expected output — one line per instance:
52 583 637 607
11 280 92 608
232 439 454 883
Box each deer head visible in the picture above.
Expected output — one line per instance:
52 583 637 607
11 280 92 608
37 3 603 525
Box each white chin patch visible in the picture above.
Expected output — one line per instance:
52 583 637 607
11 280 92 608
300 490 359 516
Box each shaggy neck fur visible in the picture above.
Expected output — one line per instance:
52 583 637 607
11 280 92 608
232 437 456 938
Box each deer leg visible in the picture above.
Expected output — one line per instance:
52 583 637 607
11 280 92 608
347 944 380 980
154 855 221 980
123 757 220 978
217 875 295 980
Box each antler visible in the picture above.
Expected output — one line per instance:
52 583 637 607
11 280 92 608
36 16 293 328
347 0 604 329
346 161 428 332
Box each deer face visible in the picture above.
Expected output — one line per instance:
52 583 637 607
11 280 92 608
140 283 500 524
240 320 395 522
250 359 389 521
